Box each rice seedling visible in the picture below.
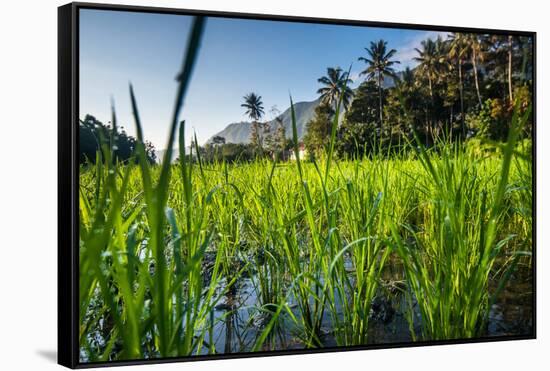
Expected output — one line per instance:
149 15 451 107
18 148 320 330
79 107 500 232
79 16 242 360
388 104 532 340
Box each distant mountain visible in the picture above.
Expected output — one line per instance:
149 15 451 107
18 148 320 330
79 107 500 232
382 74 400 89
207 74 403 145
155 146 194 164
208 98 320 144
155 73 405 157
155 149 177 164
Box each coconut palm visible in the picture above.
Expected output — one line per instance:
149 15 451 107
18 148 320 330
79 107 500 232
316 67 354 111
507 35 514 103
400 66 416 90
358 39 400 128
488 34 516 104
241 92 265 152
448 32 469 133
414 38 448 143
241 92 265 122
464 34 485 107
414 38 440 100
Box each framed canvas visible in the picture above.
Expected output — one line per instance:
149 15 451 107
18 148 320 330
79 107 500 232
58 2 536 368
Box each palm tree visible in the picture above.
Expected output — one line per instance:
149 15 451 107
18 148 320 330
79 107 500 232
464 34 484 108
316 67 354 111
507 35 514 104
391 67 417 134
241 92 265 152
414 38 440 100
358 39 400 128
414 38 447 143
448 32 469 134
400 66 416 90
241 92 264 122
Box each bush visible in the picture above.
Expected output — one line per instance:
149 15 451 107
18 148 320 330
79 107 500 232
79 114 156 164
466 99 509 141
336 120 377 159
467 85 532 141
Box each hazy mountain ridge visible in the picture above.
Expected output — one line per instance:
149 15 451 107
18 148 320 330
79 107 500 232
207 98 321 144
207 75 401 144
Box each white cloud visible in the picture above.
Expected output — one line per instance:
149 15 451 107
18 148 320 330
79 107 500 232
348 70 363 84
395 30 450 69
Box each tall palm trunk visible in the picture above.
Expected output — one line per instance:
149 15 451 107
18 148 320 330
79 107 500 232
377 71 383 132
472 48 482 108
427 121 432 147
458 59 465 137
428 75 434 145
508 35 514 104
251 120 262 157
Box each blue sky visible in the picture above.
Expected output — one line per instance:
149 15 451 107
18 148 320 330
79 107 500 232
79 9 447 148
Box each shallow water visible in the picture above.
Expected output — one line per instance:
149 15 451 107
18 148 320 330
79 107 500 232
205 259 533 354
80 256 533 360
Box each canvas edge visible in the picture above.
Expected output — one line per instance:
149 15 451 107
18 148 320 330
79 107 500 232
57 2 537 368
58 3 79 369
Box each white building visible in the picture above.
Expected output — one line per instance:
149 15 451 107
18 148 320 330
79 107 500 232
289 143 307 161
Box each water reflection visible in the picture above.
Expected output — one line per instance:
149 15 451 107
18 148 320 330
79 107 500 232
207 260 532 353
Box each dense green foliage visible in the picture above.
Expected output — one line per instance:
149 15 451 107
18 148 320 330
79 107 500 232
333 34 534 157
303 103 334 158
79 114 156 164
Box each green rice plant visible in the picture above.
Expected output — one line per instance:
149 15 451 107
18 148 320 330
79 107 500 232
204 161 246 280
79 16 240 360
507 139 533 262
388 103 532 340
328 163 390 345
126 16 214 358
79 108 147 360
245 159 288 312
280 74 393 346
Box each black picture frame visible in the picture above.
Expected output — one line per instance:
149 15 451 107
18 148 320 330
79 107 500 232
58 2 537 368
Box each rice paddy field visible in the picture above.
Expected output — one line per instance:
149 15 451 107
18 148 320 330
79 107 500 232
78 128 533 362
77 15 533 363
